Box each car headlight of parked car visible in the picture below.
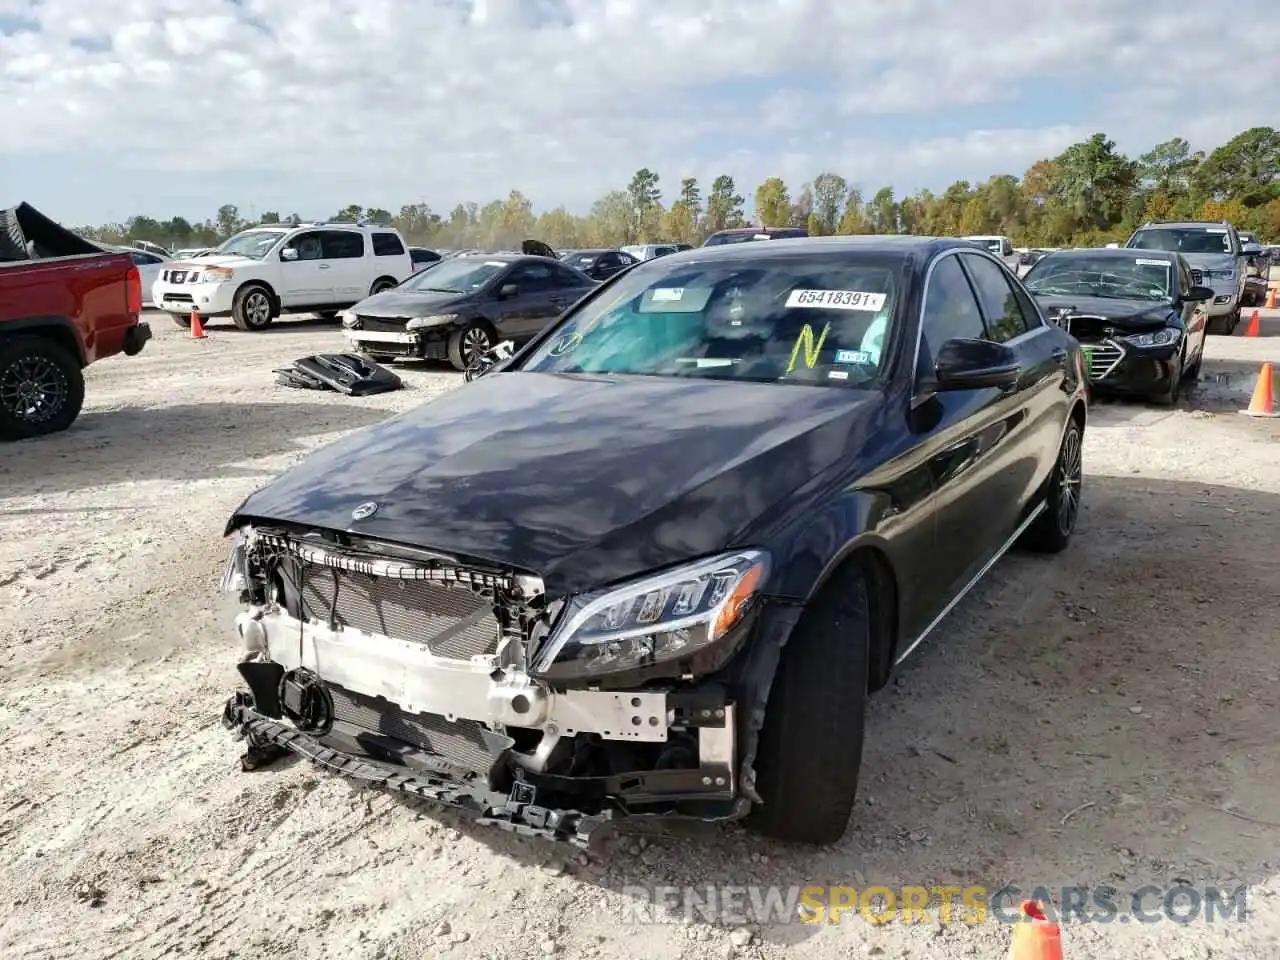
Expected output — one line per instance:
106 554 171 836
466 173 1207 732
1124 328 1180 348
406 314 461 330
201 267 234 283
339 310 356 327
531 550 770 681
220 529 249 595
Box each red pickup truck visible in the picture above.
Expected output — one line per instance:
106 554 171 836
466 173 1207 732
0 204 152 441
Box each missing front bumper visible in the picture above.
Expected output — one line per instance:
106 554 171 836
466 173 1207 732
222 693 747 848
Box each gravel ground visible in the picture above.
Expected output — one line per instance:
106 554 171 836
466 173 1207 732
2 309 1279 960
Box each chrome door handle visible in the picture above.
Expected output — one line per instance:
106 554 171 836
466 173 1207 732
318 264 331 270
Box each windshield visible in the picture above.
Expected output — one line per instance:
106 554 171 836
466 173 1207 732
1128 228 1232 255
1023 254 1173 301
397 257 508 293
216 229 287 259
517 254 902 386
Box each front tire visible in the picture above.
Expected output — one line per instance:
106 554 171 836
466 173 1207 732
447 320 494 372
1020 418 1083 554
745 570 871 845
0 336 86 441
370 278 397 297
1151 350 1184 407
232 284 275 331
170 313 192 329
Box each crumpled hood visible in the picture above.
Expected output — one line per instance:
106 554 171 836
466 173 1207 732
228 372 880 596
349 289 468 319
1033 294 1172 329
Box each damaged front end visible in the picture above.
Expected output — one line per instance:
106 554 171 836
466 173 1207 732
219 525 773 847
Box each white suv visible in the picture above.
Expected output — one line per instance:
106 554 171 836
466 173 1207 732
151 223 414 330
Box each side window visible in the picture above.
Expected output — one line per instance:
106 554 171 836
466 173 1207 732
320 230 364 259
960 254 1031 343
597 253 621 271
371 232 405 256
286 230 324 261
506 262 555 292
549 263 590 288
919 254 987 368
618 253 637 265
130 251 160 265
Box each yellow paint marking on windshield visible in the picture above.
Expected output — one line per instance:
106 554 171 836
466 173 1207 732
785 323 830 374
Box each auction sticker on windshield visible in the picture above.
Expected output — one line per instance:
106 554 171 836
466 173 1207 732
786 290 886 311
1136 259 1169 266
651 288 684 301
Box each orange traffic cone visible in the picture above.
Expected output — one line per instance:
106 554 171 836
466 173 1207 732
1239 361 1279 418
1244 310 1260 337
1267 287 1278 309
190 310 207 339
1010 900 1062 960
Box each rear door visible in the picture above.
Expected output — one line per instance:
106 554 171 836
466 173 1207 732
956 251 1068 542
319 230 367 302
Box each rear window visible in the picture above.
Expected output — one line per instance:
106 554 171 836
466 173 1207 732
372 232 406 256
703 229 808 247
518 253 902 387
1128 228 1232 255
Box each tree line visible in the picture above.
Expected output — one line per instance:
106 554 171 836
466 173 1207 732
77 126 1279 254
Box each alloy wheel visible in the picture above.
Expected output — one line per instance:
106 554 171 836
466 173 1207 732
1 354 68 425
1057 426 1083 535
245 292 271 326
462 327 491 364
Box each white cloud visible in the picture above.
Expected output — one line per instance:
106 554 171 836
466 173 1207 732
1 0 1277 222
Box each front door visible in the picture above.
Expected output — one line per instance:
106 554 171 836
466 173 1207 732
277 230 333 306
490 262 562 341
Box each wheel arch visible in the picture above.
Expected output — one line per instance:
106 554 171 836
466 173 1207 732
235 279 280 317
800 542 900 692
0 316 86 367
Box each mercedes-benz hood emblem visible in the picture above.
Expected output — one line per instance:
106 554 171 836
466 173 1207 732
350 501 379 521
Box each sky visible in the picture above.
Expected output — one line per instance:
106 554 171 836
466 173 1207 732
1 0 1277 227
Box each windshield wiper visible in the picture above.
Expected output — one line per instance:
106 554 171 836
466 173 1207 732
416 287 461 293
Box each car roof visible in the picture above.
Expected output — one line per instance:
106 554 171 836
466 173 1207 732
1135 221 1232 231
660 234 969 264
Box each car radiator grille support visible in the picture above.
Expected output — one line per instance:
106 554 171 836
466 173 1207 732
298 566 502 660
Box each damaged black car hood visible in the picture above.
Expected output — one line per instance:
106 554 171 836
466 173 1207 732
228 372 879 596
1034 294 1175 329
350 289 470 319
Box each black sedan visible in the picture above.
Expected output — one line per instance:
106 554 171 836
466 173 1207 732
1022 247 1213 405
560 247 639 281
340 242 596 370
220 236 1088 847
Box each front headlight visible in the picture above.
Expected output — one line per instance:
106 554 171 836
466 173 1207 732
339 309 356 327
220 529 249 594
406 313 460 330
531 550 770 681
1125 327 1180 348
202 267 234 283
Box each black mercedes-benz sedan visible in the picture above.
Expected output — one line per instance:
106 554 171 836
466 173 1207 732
339 241 596 370
1022 247 1214 405
220 236 1088 847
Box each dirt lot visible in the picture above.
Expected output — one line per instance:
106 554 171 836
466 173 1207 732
2 310 1279 960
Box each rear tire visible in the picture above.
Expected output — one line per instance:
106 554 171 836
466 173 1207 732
0 336 86 441
370 277 397 296
447 320 493 372
232 284 275 331
745 570 871 845
1020 418 1083 554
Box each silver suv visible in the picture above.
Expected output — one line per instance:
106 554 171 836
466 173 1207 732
1124 221 1262 334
